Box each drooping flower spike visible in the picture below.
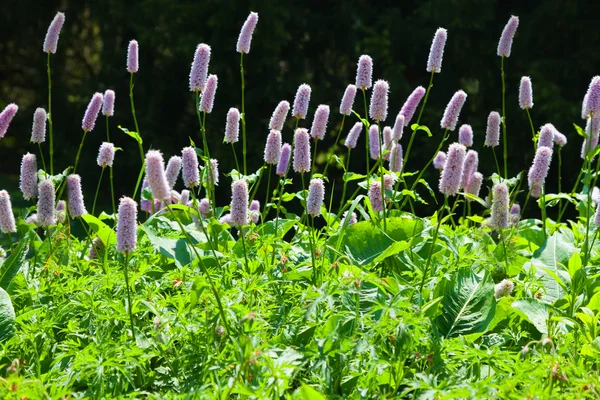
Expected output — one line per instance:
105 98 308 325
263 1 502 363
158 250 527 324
236 12 259 54
497 15 519 57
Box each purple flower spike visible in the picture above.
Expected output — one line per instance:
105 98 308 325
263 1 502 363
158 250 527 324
440 90 467 131
180 190 190 206
82 92 103 132
345 122 363 149
519 77 533 109
511 203 521 215
97 142 115 168
355 55 373 90
250 200 260 212
370 80 389 122
0 104 19 139
369 125 381 160
306 178 325 217
528 146 553 198
293 128 311 173
127 40 139 73
465 172 483 199
584 76 600 118
458 124 473 147
389 143 403 173
37 179 56 227
20 153 38 200
427 28 447 73
165 155 182 189
433 151 447 170
102 90 115 116
199 74 218 113
400 86 426 126
198 198 211 218
116 197 138 254
0 191 16 234
340 84 357 116
382 126 393 160
485 111 501 147
206 159 219 187
264 130 282 165
145 150 170 200
393 114 405 141
237 12 259 54
276 143 292 177
368 181 384 212
67 174 87 218
43 12 65 54
439 143 466 196
537 124 555 149
553 131 567 147
225 107 240 144
310 105 330 141
189 44 211 92
181 147 199 189
342 211 358 226
461 150 479 189
230 179 249 227
583 93 590 120
31 108 47 143
497 15 519 57
292 84 311 119
491 183 509 230
269 101 290 131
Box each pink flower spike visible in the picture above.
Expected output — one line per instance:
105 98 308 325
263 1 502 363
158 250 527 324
306 178 325 217
537 124 555 149
20 153 38 200
97 142 115 168
224 107 240 144
389 143 403 173
433 151 447 171
440 90 467 131
519 77 533 109
189 44 211 92
310 105 330 141
400 86 426 126
236 12 259 54
368 181 383 212
340 84 357 116
369 80 389 122
0 191 16 234
230 179 249 227
293 128 311 173
276 143 292 177
465 172 483 199
382 127 393 160
355 55 373 90
458 124 473 147
393 114 405 141
82 92 104 132
264 130 282 165
292 84 311 119
584 76 600 118
528 146 553 198
37 179 56 227
426 28 447 73
439 143 466 196
165 155 183 189
31 108 47 143
491 183 509 230
497 15 519 57
43 12 65 54
145 150 170 200
461 150 479 189
369 125 381 160
67 174 87 218
199 74 218 113
127 40 139 73
0 104 19 139
485 111 501 147
103 90 115 116
345 122 363 149
116 197 138 254
269 101 290 131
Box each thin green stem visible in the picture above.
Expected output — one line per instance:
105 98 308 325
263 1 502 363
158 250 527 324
541 185 547 240
106 116 111 142
262 164 273 222
109 167 116 217
492 147 502 178
92 168 105 216
47 52 54 176
311 139 319 175
130 73 145 200
501 56 508 178
239 226 250 274
525 108 536 146
123 253 136 340
231 143 241 174
420 196 448 294
301 173 316 284
37 143 48 174
323 115 346 176
72 130 88 176
339 148 351 211
240 53 247 175
403 71 435 172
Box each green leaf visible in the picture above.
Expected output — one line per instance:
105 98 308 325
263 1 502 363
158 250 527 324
574 123 586 138
540 193 574 208
512 298 550 334
343 172 366 182
434 269 496 338
296 384 327 400
82 214 117 247
0 288 15 342
140 225 195 267
410 123 433 137
0 232 32 290
118 125 143 144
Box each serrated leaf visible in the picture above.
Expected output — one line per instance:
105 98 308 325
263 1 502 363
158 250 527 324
512 298 550 334
434 269 496 338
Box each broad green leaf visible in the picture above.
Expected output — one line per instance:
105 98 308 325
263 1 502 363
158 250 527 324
540 193 574 208
434 269 496 338
0 231 32 290
296 384 327 400
0 288 15 342
118 125 143 144
141 225 195 267
343 172 366 182
512 298 550 334
82 214 117 247
261 219 297 237
410 123 433 137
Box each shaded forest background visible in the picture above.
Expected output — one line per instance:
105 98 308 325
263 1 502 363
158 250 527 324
1 0 599 217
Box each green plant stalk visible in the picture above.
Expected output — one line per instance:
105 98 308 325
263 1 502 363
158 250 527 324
91 167 105 216
262 164 273 223
377 122 387 232
400 129 450 210
105 116 111 142
37 143 48 175
492 147 502 178
230 143 241 175
47 52 54 176
270 177 287 266
335 158 382 220
240 53 247 175
198 110 218 222
419 196 448 294
584 151 600 265
500 229 510 274
339 148 351 211
123 253 136 340
501 56 508 178
300 173 317 283
130 72 145 201
109 167 116 217
189 190 220 261
323 115 345 176
72 130 88 176
165 203 231 334
582 122 596 265
362 89 370 175
558 149 563 194
525 108 536 145
311 139 319 175
239 225 250 274
557 165 585 223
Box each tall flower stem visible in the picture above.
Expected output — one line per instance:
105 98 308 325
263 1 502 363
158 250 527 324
400 129 449 210
362 89 370 175
558 149 563 194
109 167 116 217
239 226 250 274
270 176 287 266
301 173 316 284
130 73 145 200
541 185 548 240
322 115 345 176
492 147 502 178
402 72 435 172
500 229 510 273
311 140 319 175
339 148 351 211
419 196 448 294
525 108 536 146
72 131 88 176
501 56 508 178
47 53 55 176
240 53 247 175
262 164 273 222
249 164 265 204
584 139 600 264
377 122 387 232
106 116 111 142
231 143 241 173
123 253 136 340
37 143 48 175
92 168 105 216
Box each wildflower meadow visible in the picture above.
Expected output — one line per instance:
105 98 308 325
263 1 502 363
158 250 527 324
1 7 600 399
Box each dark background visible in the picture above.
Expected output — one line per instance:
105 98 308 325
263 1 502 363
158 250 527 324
1 0 599 218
